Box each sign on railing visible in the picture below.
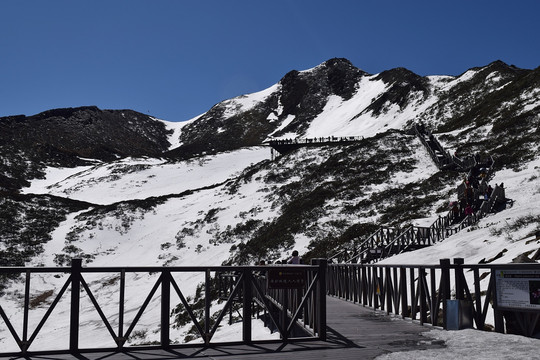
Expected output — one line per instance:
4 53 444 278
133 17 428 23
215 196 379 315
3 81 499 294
494 269 540 311
267 268 307 289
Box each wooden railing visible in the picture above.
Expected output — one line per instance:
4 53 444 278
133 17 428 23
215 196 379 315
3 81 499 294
0 259 327 357
413 124 454 169
332 210 461 265
217 259 327 342
267 136 364 155
327 259 540 336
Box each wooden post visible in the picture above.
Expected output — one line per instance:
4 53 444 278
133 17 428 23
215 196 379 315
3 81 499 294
440 259 451 329
21 270 31 354
362 265 368 305
205 269 212 344
430 268 437 326
419 268 426 325
118 270 125 349
161 270 171 349
242 268 252 344
454 258 465 301
311 259 327 341
400 267 408 318
385 267 392 314
373 267 379 309
353 266 359 304
282 290 288 341
491 269 505 333
344 265 350 301
69 258 82 354
473 268 483 329
410 268 416 320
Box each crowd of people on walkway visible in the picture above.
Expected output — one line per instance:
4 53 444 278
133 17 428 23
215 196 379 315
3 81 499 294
268 136 363 146
449 155 505 225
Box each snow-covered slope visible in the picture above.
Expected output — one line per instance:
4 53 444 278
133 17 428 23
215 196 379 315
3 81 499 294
23 147 270 205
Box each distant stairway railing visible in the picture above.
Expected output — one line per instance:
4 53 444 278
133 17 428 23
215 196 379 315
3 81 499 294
413 123 455 170
331 212 459 265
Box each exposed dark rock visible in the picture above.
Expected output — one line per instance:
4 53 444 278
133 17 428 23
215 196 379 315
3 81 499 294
368 67 429 116
0 106 173 190
274 58 365 137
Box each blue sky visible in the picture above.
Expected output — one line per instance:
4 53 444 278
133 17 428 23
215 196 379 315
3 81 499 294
1 0 539 122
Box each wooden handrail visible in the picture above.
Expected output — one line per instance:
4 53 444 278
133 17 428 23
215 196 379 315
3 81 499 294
0 261 327 356
327 259 540 336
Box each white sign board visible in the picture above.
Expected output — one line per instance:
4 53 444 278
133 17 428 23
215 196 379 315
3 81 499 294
494 269 540 311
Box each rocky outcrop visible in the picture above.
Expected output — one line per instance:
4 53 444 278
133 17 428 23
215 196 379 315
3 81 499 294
0 106 172 190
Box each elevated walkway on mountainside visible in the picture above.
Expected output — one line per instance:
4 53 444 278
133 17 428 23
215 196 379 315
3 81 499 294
267 136 364 155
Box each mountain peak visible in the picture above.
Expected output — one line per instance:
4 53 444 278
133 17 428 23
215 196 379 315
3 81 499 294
321 57 355 69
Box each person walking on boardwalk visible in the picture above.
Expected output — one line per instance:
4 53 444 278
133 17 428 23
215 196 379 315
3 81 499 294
288 250 301 264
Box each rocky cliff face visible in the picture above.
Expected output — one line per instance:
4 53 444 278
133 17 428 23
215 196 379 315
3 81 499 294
166 58 366 158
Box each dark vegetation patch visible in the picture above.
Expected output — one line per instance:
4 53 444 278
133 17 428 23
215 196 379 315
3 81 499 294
0 193 92 292
303 222 380 262
432 64 540 169
0 193 91 267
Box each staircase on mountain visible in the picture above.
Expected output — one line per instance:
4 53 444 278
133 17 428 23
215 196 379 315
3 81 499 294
331 124 507 264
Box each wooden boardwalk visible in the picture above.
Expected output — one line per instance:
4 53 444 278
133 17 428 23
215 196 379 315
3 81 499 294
1 296 444 360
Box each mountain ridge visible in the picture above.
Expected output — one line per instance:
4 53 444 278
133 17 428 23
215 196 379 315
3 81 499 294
1 57 539 266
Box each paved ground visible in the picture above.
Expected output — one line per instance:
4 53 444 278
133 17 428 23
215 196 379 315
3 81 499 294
0 296 445 360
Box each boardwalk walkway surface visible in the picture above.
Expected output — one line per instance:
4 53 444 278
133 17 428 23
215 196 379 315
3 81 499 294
1 297 444 360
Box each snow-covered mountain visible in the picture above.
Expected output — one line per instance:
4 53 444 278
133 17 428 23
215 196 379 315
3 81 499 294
1 58 539 348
